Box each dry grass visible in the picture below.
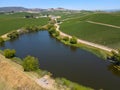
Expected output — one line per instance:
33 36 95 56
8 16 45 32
0 77 14 90
0 54 47 90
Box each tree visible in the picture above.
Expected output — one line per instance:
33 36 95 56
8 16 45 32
49 28 56 34
22 55 39 71
54 31 60 37
111 51 120 62
63 36 69 41
7 31 19 39
70 36 77 44
0 37 4 44
4 49 16 58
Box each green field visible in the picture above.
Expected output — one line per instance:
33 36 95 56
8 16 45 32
60 13 120 49
0 12 49 35
41 10 93 21
86 13 120 26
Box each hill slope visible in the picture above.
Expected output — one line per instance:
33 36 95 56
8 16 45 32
0 54 46 90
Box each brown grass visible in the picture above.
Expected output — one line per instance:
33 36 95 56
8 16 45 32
0 54 47 90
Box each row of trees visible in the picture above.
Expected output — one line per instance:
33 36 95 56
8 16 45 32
24 26 40 32
48 24 77 44
7 25 48 40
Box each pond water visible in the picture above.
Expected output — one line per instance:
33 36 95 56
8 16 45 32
1 31 120 90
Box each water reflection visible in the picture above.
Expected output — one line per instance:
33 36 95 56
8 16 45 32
70 46 77 52
108 64 120 77
0 43 5 47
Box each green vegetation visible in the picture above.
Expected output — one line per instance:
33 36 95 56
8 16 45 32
0 12 49 35
22 55 39 71
70 36 77 44
62 36 69 41
52 30 109 59
7 31 19 39
87 13 120 26
55 78 92 90
111 50 120 63
0 37 4 44
24 25 40 32
49 27 60 37
61 13 120 49
11 57 23 65
3 49 16 58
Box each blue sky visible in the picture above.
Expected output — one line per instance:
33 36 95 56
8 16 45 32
0 0 120 10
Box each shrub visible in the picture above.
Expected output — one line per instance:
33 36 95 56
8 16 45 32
22 55 39 71
7 31 19 39
49 27 60 37
63 36 69 41
4 49 16 58
49 28 56 34
70 36 77 44
0 37 4 44
111 51 120 63
54 31 60 37
46 24 54 30
25 26 39 32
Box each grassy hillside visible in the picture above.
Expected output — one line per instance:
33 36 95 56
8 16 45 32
60 13 120 49
0 12 49 35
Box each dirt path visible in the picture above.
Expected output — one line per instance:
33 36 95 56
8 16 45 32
1 33 8 39
86 21 120 29
55 23 118 53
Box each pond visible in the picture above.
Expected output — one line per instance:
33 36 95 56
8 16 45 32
1 31 120 90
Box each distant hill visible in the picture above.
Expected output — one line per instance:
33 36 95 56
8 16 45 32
103 9 120 12
0 7 81 13
0 7 28 12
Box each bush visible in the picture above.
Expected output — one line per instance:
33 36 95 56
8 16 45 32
4 49 16 58
0 37 4 44
111 51 120 63
46 24 54 30
63 36 69 41
70 36 77 44
7 31 19 39
54 31 60 37
49 27 60 37
49 28 56 34
25 26 39 32
22 55 39 71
